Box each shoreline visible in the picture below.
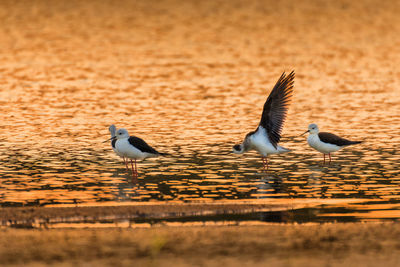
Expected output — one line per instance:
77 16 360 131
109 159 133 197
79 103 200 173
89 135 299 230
1 222 400 266
0 198 366 227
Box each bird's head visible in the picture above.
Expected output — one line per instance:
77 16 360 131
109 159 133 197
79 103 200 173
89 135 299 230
308 123 319 134
232 143 245 154
301 123 319 136
116 128 130 139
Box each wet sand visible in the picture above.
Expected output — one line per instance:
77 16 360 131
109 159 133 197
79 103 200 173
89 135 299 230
1 199 363 227
2 202 399 266
1 223 400 266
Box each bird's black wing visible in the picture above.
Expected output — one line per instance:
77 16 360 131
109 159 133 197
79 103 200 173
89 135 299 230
128 136 161 154
318 132 361 146
259 71 295 148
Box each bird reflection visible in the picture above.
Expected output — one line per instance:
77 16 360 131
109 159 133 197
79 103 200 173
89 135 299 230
255 174 285 199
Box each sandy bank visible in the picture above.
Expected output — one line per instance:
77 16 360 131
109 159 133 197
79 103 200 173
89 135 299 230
1 222 399 266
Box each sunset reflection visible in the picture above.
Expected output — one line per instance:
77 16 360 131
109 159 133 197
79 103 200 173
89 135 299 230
0 0 399 225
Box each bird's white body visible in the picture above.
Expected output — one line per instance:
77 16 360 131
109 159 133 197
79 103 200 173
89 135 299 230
112 144 124 157
249 126 290 157
115 138 158 160
307 133 341 154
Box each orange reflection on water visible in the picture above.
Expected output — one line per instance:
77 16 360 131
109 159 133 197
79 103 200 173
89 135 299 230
0 0 400 222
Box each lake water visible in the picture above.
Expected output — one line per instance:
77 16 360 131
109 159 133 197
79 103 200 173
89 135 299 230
0 0 400 222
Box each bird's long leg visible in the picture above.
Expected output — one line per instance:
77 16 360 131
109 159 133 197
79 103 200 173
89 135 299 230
261 157 266 172
134 159 138 178
123 157 129 172
130 159 136 183
323 154 326 165
328 153 332 164
261 157 269 172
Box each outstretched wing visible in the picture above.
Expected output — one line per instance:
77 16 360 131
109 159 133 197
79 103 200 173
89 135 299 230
259 71 295 148
128 136 161 154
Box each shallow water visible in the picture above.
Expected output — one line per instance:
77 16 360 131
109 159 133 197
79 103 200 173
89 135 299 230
1 0 400 222
1 71 399 222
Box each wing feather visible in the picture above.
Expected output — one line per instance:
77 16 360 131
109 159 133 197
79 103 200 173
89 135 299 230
318 132 362 146
259 71 295 148
128 136 161 154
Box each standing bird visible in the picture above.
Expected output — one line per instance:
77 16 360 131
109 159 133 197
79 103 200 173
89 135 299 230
302 123 362 164
233 71 295 171
111 128 165 183
108 125 130 172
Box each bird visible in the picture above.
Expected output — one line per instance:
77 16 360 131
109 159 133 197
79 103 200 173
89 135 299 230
108 124 130 172
111 128 165 183
301 123 362 164
233 71 295 171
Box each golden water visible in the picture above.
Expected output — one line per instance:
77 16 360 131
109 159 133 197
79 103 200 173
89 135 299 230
0 0 400 221
1 69 399 211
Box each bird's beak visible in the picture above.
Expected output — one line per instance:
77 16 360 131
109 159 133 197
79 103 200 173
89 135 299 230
103 136 116 143
300 130 309 136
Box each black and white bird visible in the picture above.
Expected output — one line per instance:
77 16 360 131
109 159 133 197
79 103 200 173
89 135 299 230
302 123 362 164
109 128 165 183
233 71 295 171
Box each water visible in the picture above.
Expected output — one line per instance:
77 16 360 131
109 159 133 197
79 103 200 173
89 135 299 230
1 69 399 221
1 0 400 222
